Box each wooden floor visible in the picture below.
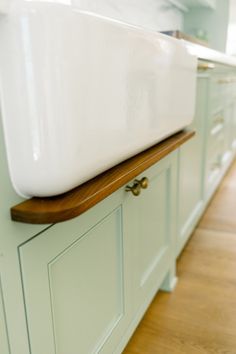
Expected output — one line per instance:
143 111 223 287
123 161 236 354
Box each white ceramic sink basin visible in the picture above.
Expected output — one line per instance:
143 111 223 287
0 3 197 197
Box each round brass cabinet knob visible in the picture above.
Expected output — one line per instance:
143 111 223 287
138 177 149 189
125 182 141 196
125 177 149 196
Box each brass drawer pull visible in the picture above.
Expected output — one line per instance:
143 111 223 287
135 177 149 189
218 117 225 124
213 116 224 125
217 79 231 84
125 177 149 196
198 62 215 71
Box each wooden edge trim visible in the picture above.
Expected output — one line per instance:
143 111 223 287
11 130 195 224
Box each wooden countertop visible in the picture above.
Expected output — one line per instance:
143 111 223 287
11 130 194 224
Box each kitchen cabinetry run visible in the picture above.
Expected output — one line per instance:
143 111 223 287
178 60 236 255
18 152 178 354
204 64 236 203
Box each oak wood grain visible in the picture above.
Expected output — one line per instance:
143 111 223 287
11 130 194 224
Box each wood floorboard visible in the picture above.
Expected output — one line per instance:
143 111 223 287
123 161 236 354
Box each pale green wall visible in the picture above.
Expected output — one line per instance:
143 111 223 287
184 0 230 52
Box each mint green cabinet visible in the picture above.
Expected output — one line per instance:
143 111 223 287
18 153 178 354
177 76 207 256
19 191 130 354
178 62 236 256
123 153 177 313
204 65 236 203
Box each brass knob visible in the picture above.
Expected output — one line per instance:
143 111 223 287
125 177 149 196
135 177 149 189
125 182 141 196
197 62 215 71
217 79 231 84
214 116 224 125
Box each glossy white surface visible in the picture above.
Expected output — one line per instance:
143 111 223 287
183 40 236 67
0 4 197 197
72 0 184 32
0 0 9 13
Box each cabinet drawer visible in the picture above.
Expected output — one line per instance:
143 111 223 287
205 136 223 196
209 109 225 132
210 75 235 111
207 116 225 157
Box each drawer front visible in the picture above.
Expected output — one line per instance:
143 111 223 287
207 107 225 162
205 134 223 197
208 105 234 163
210 74 236 112
209 108 224 128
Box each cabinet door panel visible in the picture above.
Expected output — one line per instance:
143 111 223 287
49 210 123 354
19 192 129 354
124 154 176 310
136 170 169 288
178 77 206 255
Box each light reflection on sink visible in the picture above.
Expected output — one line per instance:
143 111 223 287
0 5 197 197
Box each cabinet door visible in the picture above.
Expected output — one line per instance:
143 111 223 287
123 152 177 312
0 278 10 354
177 77 206 256
19 191 131 354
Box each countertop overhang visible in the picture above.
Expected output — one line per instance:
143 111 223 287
11 130 194 225
161 30 236 67
183 40 236 67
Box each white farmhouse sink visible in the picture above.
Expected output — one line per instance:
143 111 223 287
0 3 197 197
